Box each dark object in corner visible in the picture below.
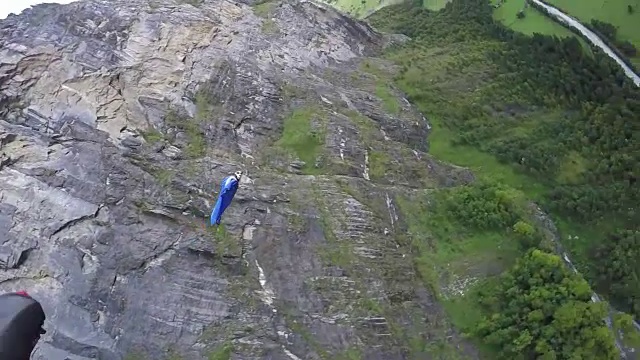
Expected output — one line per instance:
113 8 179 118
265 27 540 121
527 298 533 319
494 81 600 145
0 291 46 360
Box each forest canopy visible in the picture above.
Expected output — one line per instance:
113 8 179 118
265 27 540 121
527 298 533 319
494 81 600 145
475 249 618 360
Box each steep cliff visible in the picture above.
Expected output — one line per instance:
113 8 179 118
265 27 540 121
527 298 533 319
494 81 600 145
0 0 476 359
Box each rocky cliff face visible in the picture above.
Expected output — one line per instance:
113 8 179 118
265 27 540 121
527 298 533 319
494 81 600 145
0 0 476 359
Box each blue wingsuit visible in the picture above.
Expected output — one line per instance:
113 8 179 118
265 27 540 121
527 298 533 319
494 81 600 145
210 175 239 226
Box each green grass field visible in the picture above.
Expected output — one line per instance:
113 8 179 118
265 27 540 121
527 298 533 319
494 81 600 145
491 0 597 56
492 0 577 37
545 0 640 66
397 187 523 359
422 0 451 10
320 0 405 18
321 0 450 19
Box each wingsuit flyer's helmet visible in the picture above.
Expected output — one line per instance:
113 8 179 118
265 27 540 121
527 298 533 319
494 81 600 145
234 171 243 180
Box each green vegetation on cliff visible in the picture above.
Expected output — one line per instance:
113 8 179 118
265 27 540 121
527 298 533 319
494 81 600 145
368 0 640 355
275 106 326 173
398 181 529 301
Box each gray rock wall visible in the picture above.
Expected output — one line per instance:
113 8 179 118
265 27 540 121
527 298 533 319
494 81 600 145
0 0 476 359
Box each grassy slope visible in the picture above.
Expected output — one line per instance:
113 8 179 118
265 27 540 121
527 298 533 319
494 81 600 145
545 0 640 66
319 0 405 19
274 106 326 174
320 0 450 19
382 41 549 194
350 43 557 358
394 66 550 356
396 187 525 358
452 0 636 264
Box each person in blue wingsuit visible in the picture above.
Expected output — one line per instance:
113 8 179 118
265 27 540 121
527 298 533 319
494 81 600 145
210 170 243 226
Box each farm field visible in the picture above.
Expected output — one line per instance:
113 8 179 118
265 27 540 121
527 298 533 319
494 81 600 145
422 0 451 10
492 0 575 37
491 0 595 55
319 0 404 18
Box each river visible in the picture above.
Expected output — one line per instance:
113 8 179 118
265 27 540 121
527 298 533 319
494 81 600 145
531 0 640 87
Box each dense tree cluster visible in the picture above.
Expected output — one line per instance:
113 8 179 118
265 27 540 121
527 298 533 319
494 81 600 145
445 183 521 229
369 0 640 318
592 229 640 317
590 19 617 40
589 19 637 57
475 249 618 359
442 182 543 250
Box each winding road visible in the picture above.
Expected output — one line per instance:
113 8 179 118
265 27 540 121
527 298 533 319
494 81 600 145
531 0 640 87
